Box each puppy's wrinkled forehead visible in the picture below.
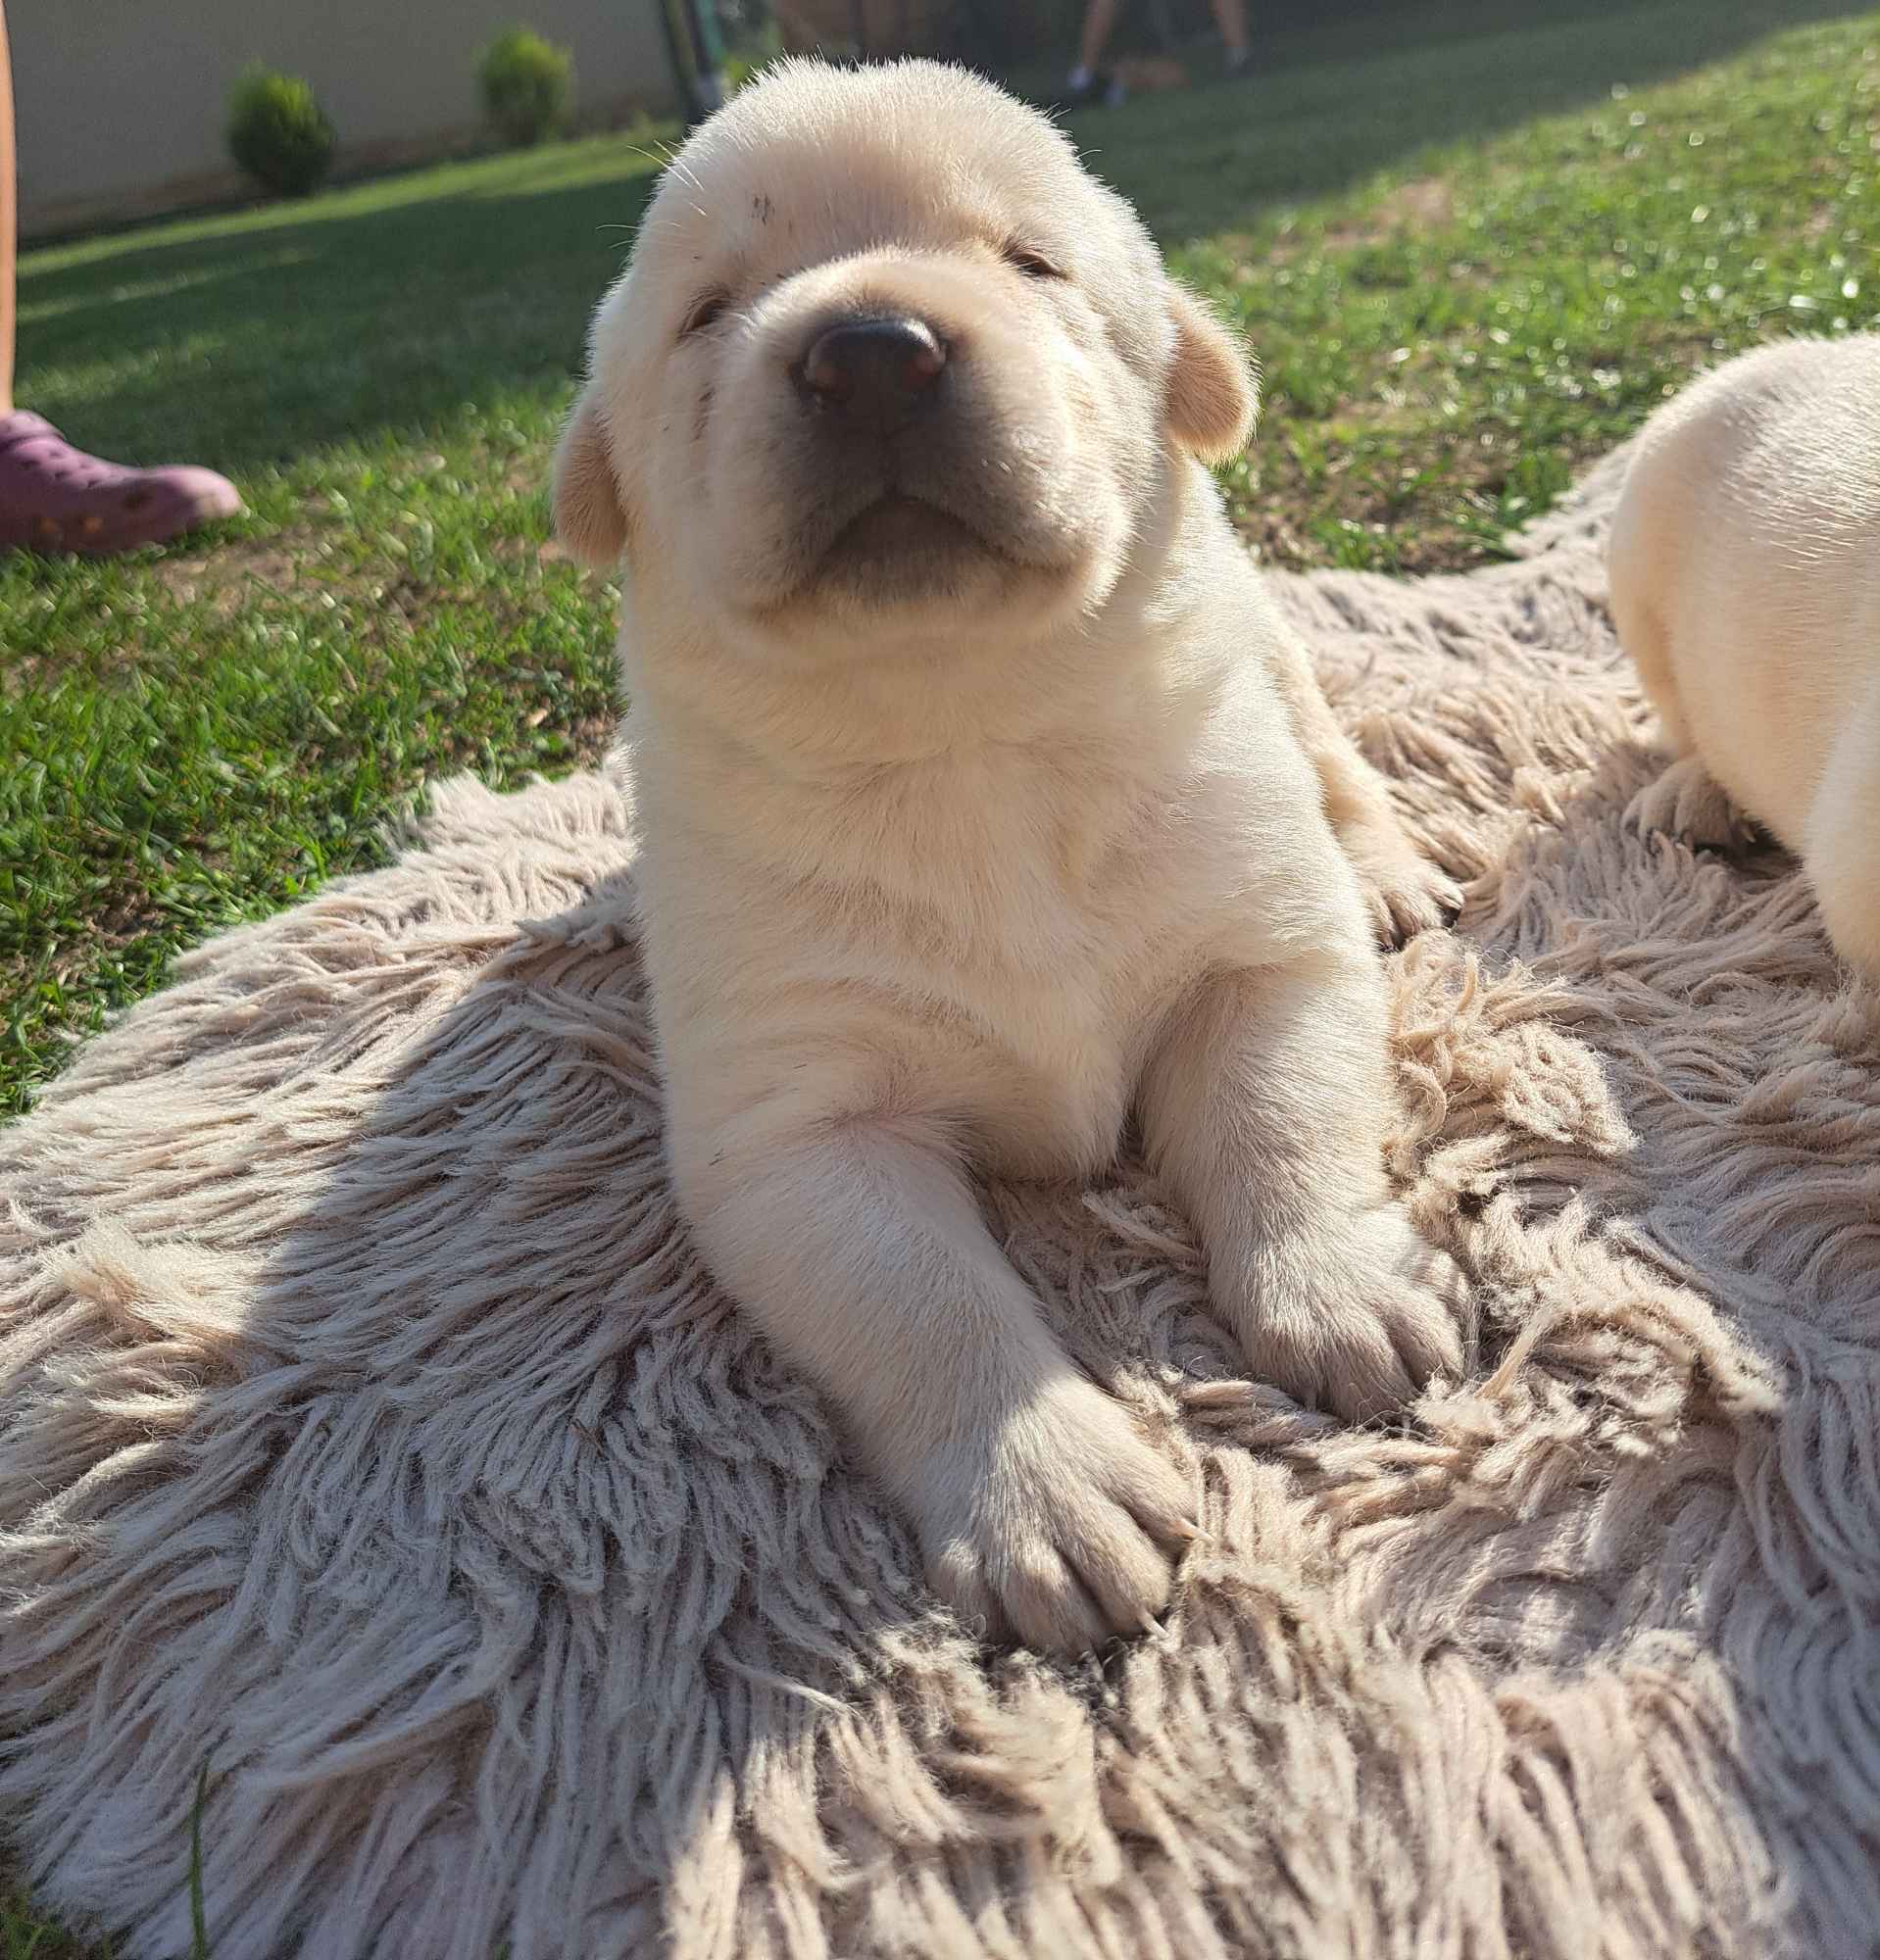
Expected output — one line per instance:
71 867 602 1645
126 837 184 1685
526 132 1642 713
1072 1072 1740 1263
628 59 1158 320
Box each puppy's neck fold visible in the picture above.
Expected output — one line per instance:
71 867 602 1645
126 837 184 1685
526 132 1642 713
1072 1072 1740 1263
623 457 1240 785
632 604 1212 794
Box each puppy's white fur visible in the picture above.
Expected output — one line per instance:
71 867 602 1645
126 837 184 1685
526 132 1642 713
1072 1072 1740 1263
1609 334 1880 983
556 59 1462 1652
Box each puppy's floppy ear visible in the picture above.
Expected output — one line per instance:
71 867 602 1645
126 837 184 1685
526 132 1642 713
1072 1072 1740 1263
1163 283 1258 463
552 383 629 568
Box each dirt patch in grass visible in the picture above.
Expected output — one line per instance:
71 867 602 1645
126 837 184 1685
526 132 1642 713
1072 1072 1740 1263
1234 425 1561 573
1326 174 1457 249
150 527 324 613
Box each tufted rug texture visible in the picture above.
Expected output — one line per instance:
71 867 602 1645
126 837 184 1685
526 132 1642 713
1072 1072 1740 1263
4 450 1879 1959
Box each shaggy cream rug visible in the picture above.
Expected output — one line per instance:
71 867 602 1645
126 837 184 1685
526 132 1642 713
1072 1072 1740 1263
5 453 1879 1960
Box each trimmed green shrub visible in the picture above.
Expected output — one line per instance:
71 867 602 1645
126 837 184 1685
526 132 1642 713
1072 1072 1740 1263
478 27 574 147
225 67 336 198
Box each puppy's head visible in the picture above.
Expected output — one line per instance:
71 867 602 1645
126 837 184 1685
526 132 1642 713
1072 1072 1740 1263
556 60 1254 654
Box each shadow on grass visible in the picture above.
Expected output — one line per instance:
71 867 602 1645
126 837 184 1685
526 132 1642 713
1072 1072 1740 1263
13 0 1870 473
15 164 662 475
1063 0 1873 236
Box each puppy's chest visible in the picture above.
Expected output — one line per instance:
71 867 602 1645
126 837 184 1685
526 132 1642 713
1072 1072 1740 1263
832 761 1198 971
791 762 1235 1161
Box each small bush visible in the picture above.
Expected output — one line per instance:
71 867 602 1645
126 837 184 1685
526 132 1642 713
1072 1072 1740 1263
478 27 574 147
723 19 784 95
225 67 336 198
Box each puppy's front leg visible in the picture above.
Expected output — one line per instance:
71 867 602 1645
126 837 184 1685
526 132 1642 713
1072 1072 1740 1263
1140 956 1462 1419
674 1110 1197 1652
1265 627 1463 944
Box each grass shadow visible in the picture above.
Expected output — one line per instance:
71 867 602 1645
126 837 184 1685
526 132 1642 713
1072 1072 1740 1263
1059 0 1871 236
16 160 662 473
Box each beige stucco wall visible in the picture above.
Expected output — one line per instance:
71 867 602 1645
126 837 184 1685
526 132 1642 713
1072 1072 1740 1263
12 0 677 237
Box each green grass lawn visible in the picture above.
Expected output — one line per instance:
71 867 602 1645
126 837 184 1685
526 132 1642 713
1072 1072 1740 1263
1 0 1877 1936
2 1893 112 1959
5 0 1875 1124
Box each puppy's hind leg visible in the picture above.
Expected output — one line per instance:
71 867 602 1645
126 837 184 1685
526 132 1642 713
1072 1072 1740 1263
1806 678 1880 986
1614 609 1750 851
1266 628 1463 945
1139 950 1464 1422
1608 476 1749 848
1611 584 1749 848
1608 454 1695 756
1624 753 1753 852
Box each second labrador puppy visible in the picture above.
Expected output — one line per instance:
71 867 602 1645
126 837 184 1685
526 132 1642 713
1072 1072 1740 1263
555 59 1463 1651
1609 334 1880 985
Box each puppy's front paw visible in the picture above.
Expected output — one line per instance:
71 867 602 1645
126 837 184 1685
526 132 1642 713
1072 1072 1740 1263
1624 754 1749 851
1230 1205 1464 1422
1344 823 1464 947
915 1380 1197 1654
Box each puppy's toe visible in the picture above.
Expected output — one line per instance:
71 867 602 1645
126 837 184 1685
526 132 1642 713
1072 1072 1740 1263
1245 1307 1417 1424
924 1540 1013 1645
1385 1252 1466 1388
1389 868 1465 946
1230 1209 1466 1423
1349 827 1474 949
918 1384 1195 1654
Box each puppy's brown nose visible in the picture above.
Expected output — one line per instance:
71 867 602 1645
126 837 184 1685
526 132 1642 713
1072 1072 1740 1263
799 317 947 419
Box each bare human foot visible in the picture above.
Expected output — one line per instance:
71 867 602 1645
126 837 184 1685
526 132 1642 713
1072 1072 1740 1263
0 410 240 557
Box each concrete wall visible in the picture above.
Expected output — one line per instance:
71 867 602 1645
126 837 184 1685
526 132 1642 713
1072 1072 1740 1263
13 0 677 238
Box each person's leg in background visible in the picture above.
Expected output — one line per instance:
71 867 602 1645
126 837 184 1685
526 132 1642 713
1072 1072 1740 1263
1068 0 1253 107
1212 0 1252 76
1065 0 1129 107
0 0 239 556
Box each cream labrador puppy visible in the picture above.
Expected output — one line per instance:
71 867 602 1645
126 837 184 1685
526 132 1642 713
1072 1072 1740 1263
1610 333 1880 984
554 59 1463 1651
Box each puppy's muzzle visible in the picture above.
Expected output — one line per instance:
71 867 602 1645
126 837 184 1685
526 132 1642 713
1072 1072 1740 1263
794 315 949 437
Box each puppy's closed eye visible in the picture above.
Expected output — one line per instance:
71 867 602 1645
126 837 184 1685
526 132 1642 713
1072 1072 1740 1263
1002 241 1066 281
680 290 732 338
